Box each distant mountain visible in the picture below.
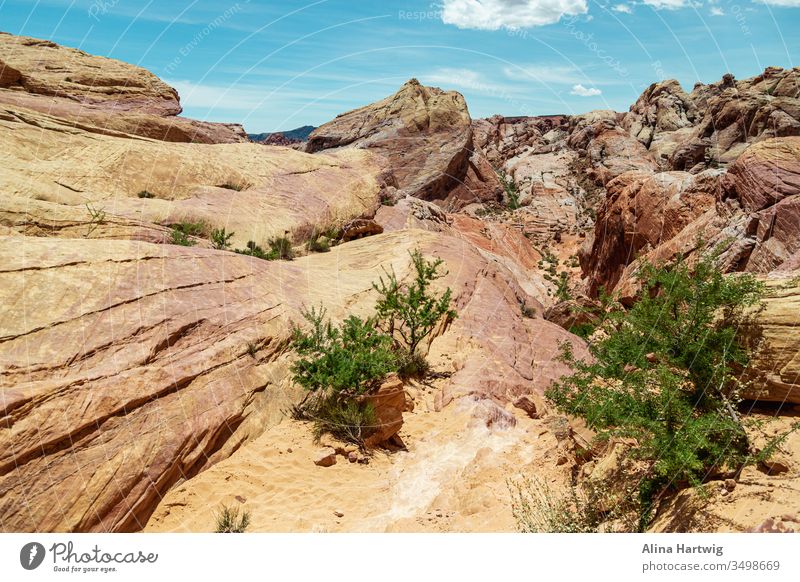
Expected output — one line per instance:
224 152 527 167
248 125 316 145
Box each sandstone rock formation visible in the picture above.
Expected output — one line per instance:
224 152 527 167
306 79 502 208
0 32 246 143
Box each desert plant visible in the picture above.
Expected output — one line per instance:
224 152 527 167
170 226 196 246
169 220 211 246
372 248 457 357
137 190 155 199
496 169 522 210
546 250 765 527
85 203 106 237
211 227 235 250
235 240 269 259
267 236 294 260
214 504 250 533
306 231 330 253
291 305 397 444
508 475 638 533
291 306 397 397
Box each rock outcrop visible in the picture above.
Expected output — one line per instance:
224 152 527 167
0 32 246 143
306 79 502 208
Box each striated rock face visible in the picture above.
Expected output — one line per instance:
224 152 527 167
0 102 384 249
580 169 720 296
0 33 246 143
669 67 800 171
0 226 585 532
306 79 501 208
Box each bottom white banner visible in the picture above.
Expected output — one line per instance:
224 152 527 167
1 533 797 581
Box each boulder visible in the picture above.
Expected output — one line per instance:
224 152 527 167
314 448 337 467
359 375 412 448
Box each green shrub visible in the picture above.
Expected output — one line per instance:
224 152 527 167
211 227 235 250
396 350 430 380
267 236 294 260
307 232 330 253
170 220 210 246
214 505 250 533
496 169 522 210
372 248 457 356
546 251 764 528
235 240 269 259
291 306 397 444
291 306 397 397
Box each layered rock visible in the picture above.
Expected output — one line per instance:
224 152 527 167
306 79 502 208
0 32 246 143
0 103 383 248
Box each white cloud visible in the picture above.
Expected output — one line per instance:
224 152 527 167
570 84 602 96
757 0 800 5
424 68 486 89
710 6 725 14
642 0 691 8
612 4 633 13
440 0 589 29
502 64 584 84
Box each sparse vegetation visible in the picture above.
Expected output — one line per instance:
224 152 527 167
546 250 766 528
508 475 639 533
496 169 523 210
291 306 397 445
169 220 211 247
372 248 457 359
214 504 250 533
235 240 270 259
136 190 155 199
211 227 235 250
267 236 294 260
85 203 106 237
291 248 457 444
306 231 331 253
520 301 536 319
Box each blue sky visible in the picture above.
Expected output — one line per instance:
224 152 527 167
1 0 798 132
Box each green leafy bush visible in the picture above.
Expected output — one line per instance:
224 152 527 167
267 236 294 260
235 240 270 259
291 306 398 445
372 248 457 358
169 220 210 247
211 228 235 250
496 169 522 210
292 306 397 397
546 251 764 527
214 505 250 533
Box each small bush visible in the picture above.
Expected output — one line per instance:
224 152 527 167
170 226 196 246
372 248 457 356
496 169 522 210
291 306 397 397
267 236 294 260
520 301 536 319
214 505 250 533
307 232 330 253
170 220 211 246
235 240 269 259
137 190 155 199
211 228 235 250
291 306 397 444
396 349 430 380
508 475 637 533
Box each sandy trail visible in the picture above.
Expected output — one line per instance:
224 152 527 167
144 385 565 533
